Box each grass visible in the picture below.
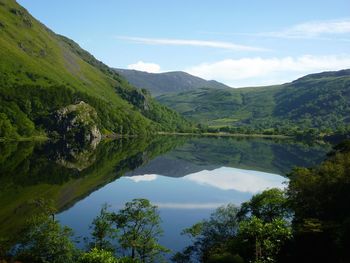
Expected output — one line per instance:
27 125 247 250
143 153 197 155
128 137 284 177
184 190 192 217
0 0 191 138
157 71 350 132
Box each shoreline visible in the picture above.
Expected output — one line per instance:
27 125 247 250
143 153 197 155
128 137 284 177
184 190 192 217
0 132 294 142
0 135 49 142
157 132 291 139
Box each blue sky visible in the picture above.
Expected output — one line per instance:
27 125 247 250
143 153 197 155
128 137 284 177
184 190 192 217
18 0 350 87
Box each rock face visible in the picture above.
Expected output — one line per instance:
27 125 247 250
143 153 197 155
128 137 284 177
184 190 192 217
54 101 101 144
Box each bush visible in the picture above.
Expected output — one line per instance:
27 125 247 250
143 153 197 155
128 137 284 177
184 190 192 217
207 253 244 263
78 248 118 263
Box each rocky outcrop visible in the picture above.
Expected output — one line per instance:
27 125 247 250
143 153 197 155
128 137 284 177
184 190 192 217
55 142 97 171
115 85 150 112
54 101 101 144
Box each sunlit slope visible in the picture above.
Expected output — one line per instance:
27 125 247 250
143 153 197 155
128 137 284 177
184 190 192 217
158 69 350 131
0 0 190 138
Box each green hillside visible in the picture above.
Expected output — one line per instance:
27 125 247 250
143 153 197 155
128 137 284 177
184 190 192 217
115 69 230 96
0 0 190 139
158 69 350 133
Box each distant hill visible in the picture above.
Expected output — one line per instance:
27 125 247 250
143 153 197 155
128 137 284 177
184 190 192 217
0 0 190 139
115 69 230 96
157 69 350 132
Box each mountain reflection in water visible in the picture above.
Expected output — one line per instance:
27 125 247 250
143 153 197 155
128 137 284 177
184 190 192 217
0 136 331 253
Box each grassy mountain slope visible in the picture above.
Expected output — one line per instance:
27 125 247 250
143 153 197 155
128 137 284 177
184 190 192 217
115 69 230 96
0 0 190 139
158 70 350 132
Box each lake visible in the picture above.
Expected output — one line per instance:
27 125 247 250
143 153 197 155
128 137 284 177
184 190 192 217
0 136 331 256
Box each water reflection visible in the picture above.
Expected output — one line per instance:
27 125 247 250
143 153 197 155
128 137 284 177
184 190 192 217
0 136 331 252
126 167 286 194
126 174 158 183
0 136 185 241
185 167 285 193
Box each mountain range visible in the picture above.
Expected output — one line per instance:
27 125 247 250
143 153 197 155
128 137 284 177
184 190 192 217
115 69 230 96
1 0 349 138
157 69 350 133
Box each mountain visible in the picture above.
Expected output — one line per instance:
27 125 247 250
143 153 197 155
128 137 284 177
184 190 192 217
126 137 330 177
157 69 350 132
0 0 190 139
115 69 231 96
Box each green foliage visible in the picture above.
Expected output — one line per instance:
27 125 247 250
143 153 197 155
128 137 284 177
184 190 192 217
206 253 244 263
86 199 170 262
175 140 350 263
238 188 291 223
111 198 169 262
5 199 169 263
0 136 185 244
175 190 292 263
0 0 190 139
237 217 292 263
78 248 118 263
89 204 116 252
286 141 350 262
14 214 78 263
158 70 350 134
174 204 240 262
0 112 18 138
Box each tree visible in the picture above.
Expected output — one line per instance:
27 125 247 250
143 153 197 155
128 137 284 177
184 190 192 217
79 248 118 263
174 204 240 262
237 216 292 263
286 141 350 262
14 214 78 263
0 112 18 138
111 199 169 262
89 204 116 251
78 248 136 263
238 188 291 223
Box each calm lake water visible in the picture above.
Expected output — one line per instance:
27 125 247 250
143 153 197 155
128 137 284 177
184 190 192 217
0 136 331 255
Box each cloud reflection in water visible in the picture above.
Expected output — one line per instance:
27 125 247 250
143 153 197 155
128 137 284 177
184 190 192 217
185 167 287 193
125 167 286 195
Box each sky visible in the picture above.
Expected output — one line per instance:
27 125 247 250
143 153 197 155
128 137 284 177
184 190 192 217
18 0 350 87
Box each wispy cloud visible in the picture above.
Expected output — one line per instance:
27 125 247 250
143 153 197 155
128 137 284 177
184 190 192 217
262 18 350 39
154 202 228 209
186 55 350 87
199 19 350 41
117 36 269 52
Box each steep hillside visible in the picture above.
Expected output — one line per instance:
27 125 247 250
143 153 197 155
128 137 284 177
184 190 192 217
115 69 230 96
0 0 190 139
158 70 350 133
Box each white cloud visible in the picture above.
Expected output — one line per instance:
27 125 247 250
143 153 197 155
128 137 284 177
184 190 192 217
264 18 350 39
186 55 350 87
184 167 286 193
154 202 228 209
117 36 268 52
126 174 158 183
127 61 161 73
